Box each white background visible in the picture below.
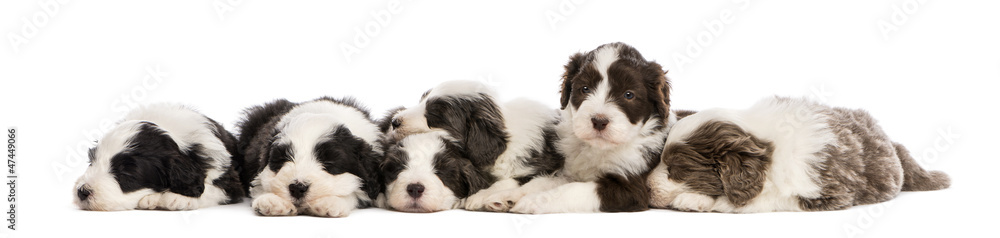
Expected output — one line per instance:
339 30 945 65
1 0 997 237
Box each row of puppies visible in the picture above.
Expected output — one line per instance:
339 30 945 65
74 42 950 215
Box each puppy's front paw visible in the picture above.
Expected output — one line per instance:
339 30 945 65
509 192 554 214
137 193 161 210
305 196 356 218
159 192 200 211
670 193 715 212
463 191 491 211
481 190 525 212
252 193 297 216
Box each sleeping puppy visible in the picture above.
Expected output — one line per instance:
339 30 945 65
377 131 493 212
237 97 382 217
73 104 244 211
377 80 563 212
647 96 951 213
488 42 676 213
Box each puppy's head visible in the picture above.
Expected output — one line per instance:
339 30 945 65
256 114 380 214
384 80 508 168
559 42 671 148
74 121 202 211
380 131 493 213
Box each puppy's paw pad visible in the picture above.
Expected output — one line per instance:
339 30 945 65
483 191 524 212
252 194 297 216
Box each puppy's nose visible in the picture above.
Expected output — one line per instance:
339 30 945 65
391 118 402 128
289 182 309 199
591 116 610 131
77 186 92 201
406 183 425 199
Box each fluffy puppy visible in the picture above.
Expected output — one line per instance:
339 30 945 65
237 97 382 217
647 96 951 213
73 104 243 211
377 80 563 212
489 42 675 214
378 131 494 212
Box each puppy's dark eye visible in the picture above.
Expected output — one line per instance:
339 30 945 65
581 86 591 94
624 91 635 100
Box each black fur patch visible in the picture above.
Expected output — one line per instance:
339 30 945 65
424 94 508 170
430 138 495 198
236 99 296 194
314 125 383 202
206 117 244 203
109 122 209 198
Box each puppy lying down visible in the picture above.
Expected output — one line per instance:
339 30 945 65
648 96 950 213
73 104 243 211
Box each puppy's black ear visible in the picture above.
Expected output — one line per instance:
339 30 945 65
644 61 670 119
169 145 208 197
425 96 508 169
561 53 586 110
356 141 384 205
441 142 494 198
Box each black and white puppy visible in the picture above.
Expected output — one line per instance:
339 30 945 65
647 97 951 212
74 104 244 211
491 42 676 213
377 80 563 212
237 97 382 217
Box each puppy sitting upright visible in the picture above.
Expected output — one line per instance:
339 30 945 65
237 97 382 217
74 104 244 211
492 42 676 213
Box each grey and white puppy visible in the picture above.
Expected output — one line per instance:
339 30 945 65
648 96 950 213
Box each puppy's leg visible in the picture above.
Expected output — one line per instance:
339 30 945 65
510 181 600 214
648 162 686 209
670 192 715 212
464 178 519 211
484 176 568 212
252 193 297 216
304 194 359 218
158 192 201 210
137 193 162 210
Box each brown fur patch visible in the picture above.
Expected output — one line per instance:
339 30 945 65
664 120 773 207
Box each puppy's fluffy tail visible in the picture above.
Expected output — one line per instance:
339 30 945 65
894 143 951 191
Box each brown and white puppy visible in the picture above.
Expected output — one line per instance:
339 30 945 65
647 96 951 213
486 42 676 213
376 80 563 212
237 97 382 217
